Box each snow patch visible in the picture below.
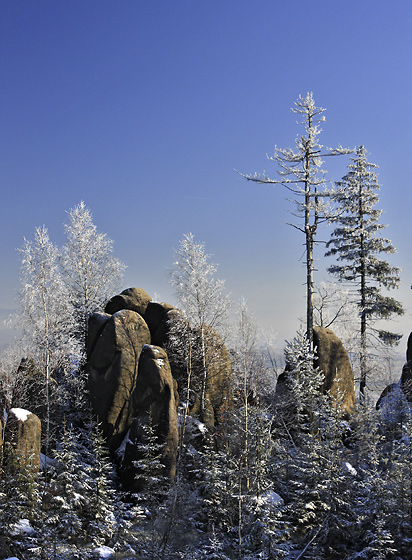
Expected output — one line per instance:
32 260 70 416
39 453 55 470
343 461 357 476
10 518 35 536
93 546 115 559
116 428 132 464
256 490 284 508
378 383 411 425
181 415 208 435
156 358 165 368
10 408 31 422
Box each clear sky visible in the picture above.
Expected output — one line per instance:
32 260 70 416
1 1 411 356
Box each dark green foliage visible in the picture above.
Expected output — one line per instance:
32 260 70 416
326 145 404 398
0 443 40 555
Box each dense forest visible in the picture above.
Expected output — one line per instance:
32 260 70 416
1 95 410 560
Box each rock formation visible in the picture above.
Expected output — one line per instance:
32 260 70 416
313 326 356 414
400 331 412 401
144 301 175 346
376 332 412 413
120 345 179 487
105 287 152 317
87 309 151 448
87 286 234 485
275 327 356 418
3 408 41 470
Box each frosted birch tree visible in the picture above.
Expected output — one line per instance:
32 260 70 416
237 93 351 350
168 233 231 418
18 226 79 459
62 201 126 348
326 146 404 400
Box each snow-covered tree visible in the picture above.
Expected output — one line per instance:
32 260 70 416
132 413 171 558
169 233 231 417
83 423 116 545
274 331 361 558
237 93 351 350
62 200 125 348
48 425 84 544
326 146 404 400
281 329 325 436
18 226 80 458
0 443 40 552
166 311 196 459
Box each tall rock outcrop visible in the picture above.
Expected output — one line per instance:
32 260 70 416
400 331 412 401
87 286 234 485
120 345 179 487
3 408 41 470
274 327 355 419
313 326 356 414
87 309 151 448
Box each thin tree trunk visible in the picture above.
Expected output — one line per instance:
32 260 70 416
200 324 208 418
304 141 314 352
359 185 367 402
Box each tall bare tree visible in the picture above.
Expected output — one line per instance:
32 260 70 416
237 93 351 349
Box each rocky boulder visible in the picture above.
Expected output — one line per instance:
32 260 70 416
119 345 179 488
87 286 234 485
168 323 233 427
274 327 356 421
376 383 411 437
313 326 356 415
400 332 412 401
87 309 151 447
202 326 233 425
3 408 41 470
407 332 412 364
105 287 152 317
145 301 176 346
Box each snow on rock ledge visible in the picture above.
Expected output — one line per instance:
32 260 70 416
3 408 41 469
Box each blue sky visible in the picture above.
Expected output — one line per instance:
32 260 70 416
1 1 411 354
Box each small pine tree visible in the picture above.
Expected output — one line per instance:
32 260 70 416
83 423 117 545
282 329 325 438
0 443 40 554
47 424 84 544
132 412 171 557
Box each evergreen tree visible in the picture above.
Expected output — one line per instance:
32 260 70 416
132 413 171 558
0 443 40 554
48 424 84 544
326 145 404 400
281 329 325 438
83 423 116 545
273 331 359 558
